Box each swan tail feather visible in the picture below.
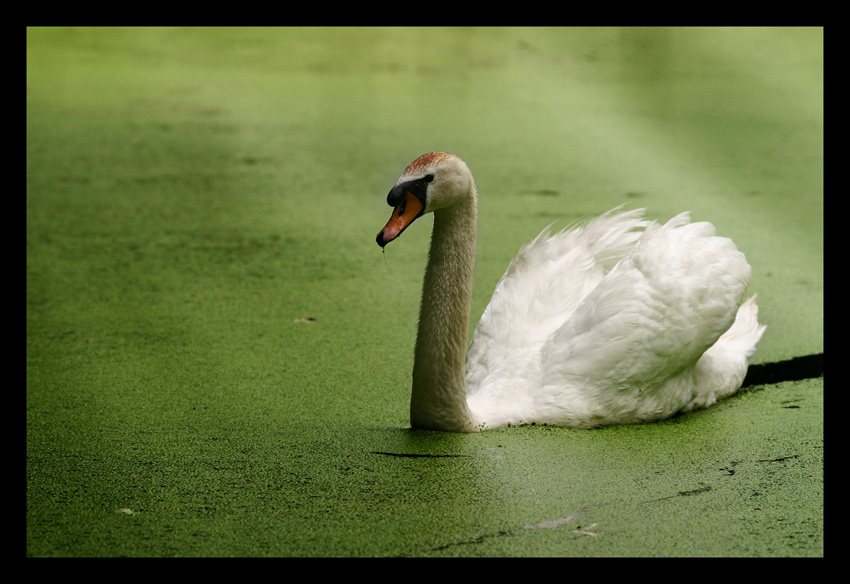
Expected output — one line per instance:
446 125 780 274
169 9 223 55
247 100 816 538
685 295 766 411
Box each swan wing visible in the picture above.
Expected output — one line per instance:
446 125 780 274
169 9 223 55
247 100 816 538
465 208 650 397
536 213 753 425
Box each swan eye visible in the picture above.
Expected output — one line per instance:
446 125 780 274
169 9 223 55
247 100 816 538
424 174 434 182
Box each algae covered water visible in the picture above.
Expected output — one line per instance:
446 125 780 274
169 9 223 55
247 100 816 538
27 27 822 556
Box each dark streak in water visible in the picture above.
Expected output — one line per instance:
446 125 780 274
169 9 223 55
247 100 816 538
742 353 823 388
371 451 472 458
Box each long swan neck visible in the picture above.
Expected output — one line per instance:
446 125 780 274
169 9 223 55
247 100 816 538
410 185 481 432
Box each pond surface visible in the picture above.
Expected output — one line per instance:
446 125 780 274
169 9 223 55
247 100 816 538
27 27 822 556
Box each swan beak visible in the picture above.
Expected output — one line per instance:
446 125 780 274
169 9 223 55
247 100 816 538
377 191 424 247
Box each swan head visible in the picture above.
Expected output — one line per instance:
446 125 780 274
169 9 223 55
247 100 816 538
376 152 474 247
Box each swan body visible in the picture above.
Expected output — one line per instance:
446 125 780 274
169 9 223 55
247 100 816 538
377 152 765 432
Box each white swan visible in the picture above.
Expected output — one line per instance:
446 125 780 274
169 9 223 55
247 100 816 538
377 152 765 432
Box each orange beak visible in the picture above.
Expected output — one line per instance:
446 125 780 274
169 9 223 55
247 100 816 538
376 191 424 247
